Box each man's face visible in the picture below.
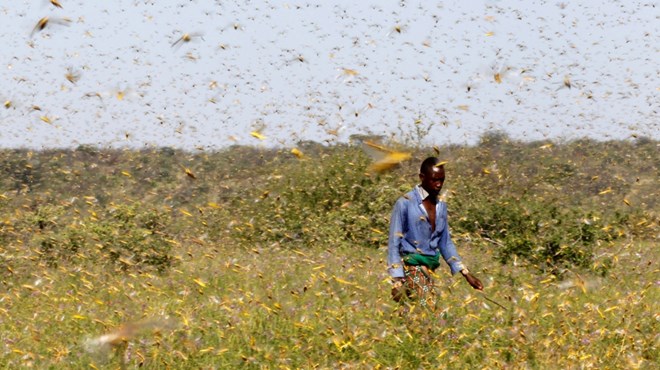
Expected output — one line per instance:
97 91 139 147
420 166 445 196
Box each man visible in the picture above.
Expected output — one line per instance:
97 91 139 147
388 157 483 306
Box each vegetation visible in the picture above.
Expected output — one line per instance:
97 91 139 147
0 135 657 368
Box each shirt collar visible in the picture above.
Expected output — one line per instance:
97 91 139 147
416 185 436 201
416 185 428 200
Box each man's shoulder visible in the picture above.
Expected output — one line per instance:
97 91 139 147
395 188 417 204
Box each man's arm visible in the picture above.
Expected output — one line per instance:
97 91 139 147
387 198 406 279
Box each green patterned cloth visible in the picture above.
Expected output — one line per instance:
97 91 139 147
402 253 440 271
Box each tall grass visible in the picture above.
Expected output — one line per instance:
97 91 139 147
1 240 657 368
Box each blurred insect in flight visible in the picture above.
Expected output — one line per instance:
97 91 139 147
291 148 305 159
557 75 582 91
336 68 360 83
250 131 266 140
84 318 176 369
361 140 412 173
31 16 71 37
64 67 80 84
220 22 244 32
106 86 139 101
171 32 204 48
490 63 513 84
386 24 407 37
183 167 196 179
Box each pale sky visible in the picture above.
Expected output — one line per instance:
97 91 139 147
1 0 658 150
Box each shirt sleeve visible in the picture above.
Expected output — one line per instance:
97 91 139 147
387 198 406 278
438 204 466 275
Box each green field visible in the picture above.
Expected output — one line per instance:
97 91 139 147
1 136 658 368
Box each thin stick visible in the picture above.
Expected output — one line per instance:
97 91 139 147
478 291 509 310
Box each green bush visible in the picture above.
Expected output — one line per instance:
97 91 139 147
453 190 608 273
23 202 175 272
233 147 403 249
90 203 174 272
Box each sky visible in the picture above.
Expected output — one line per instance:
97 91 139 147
0 0 658 150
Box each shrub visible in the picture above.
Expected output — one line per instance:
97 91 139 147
453 191 606 274
90 204 175 272
25 202 176 273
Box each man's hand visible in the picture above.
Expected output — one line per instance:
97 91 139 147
464 272 483 290
391 277 406 302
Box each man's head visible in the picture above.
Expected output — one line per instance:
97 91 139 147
419 157 445 197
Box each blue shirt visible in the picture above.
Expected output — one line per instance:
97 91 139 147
388 185 466 278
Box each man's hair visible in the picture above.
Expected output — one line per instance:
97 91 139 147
420 157 443 175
